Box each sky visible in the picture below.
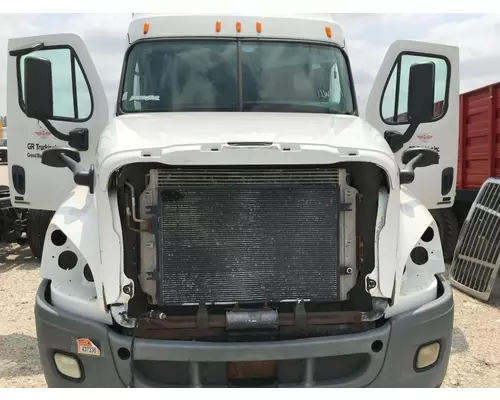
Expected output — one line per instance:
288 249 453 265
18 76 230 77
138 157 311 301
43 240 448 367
1 13 500 118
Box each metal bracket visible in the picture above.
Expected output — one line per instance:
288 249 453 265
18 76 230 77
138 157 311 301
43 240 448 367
197 304 209 330
340 267 354 276
294 301 307 332
340 202 352 212
146 271 160 281
122 283 134 298
9 43 44 57
145 205 158 215
226 309 279 331
367 278 377 290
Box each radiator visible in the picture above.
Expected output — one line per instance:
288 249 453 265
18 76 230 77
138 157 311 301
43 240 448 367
153 167 344 306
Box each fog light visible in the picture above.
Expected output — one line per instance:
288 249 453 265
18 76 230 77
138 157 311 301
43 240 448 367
54 352 82 380
415 342 440 370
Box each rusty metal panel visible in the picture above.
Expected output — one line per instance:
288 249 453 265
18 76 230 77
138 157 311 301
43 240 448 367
457 82 500 190
450 178 500 301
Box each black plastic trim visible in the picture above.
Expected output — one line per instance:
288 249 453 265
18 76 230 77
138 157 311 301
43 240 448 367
9 43 44 57
11 165 26 195
70 54 79 119
441 167 454 196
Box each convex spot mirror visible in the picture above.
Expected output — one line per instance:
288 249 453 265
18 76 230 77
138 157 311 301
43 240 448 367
401 147 440 168
41 147 81 168
400 147 440 185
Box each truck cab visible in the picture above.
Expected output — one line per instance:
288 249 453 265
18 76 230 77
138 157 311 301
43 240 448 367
8 14 458 387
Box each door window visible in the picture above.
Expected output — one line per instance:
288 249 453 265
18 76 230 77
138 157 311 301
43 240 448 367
381 53 450 125
18 47 92 121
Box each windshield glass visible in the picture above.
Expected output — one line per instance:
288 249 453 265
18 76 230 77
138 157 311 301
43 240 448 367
120 40 355 115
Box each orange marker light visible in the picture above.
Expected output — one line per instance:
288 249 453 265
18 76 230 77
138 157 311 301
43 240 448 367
325 26 332 38
215 20 222 33
256 21 262 33
143 22 150 35
236 21 242 33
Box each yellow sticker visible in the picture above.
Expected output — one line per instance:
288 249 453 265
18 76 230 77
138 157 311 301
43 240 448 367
76 338 101 357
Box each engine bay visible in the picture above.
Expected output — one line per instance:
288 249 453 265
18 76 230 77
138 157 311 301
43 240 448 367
111 162 389 340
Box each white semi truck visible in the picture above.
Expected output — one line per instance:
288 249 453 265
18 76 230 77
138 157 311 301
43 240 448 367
8 13 458 387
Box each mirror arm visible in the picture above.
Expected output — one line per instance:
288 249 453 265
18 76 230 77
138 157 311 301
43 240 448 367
9 43 44 57
59 154 95 194
41 118 70 142
385 122 419 153
40 119 89 151
400 153 424 185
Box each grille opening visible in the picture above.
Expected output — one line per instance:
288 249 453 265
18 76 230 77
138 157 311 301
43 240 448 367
115 161 387 320
134 354 369 387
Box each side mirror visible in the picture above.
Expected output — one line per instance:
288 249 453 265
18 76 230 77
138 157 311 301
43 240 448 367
400 147 440 185
407 62 436 124
22 56 89 151
24 56 54 120
41 147 94 194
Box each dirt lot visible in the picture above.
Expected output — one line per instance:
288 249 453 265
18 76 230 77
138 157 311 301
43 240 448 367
0 241 499 388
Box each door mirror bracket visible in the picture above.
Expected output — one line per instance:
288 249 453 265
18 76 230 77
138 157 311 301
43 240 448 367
384 124 418 153
41 147 95 193
400 147 440 185
42 119 89 151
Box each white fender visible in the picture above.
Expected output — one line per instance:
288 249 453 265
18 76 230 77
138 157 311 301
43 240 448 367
385 186 445 317
40 186 112 324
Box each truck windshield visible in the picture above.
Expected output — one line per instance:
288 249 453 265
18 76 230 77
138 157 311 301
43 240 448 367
119 40 355 115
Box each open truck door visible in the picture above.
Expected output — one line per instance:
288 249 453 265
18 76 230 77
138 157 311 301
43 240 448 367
365 40 460 210
7 34 109 211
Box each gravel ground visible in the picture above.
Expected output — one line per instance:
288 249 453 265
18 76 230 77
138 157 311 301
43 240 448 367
0 241 499 388
0 243 46 388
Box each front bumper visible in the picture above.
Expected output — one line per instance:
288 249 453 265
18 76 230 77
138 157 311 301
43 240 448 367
35 275 454 388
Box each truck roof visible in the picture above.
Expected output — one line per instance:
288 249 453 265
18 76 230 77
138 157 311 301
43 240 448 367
128 13 345 47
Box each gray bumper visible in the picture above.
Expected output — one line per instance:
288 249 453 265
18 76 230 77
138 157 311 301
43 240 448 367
35 275 453 388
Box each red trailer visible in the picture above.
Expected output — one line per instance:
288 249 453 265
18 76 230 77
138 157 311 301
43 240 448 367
457 82 500 194
435 81 500 261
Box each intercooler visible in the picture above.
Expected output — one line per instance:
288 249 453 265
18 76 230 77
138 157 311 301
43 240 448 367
144 167 356 306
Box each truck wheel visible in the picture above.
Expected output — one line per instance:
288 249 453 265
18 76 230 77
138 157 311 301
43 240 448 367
430 209 460 264
27 210 54 259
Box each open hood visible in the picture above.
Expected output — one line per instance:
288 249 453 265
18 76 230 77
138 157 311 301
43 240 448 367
97 112 395 162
